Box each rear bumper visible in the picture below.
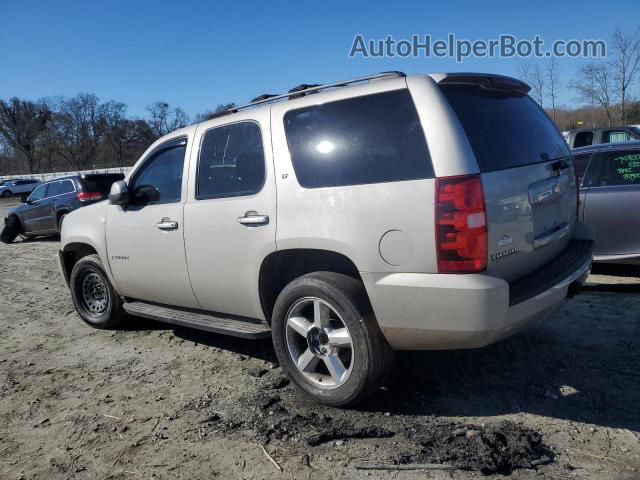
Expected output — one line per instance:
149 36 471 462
362 240 593 350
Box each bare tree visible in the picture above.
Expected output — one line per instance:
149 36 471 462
546 58 561 123
611 26 640 123
146 101 188 138
102 101 150 168
0 98 50 173
193 103 237 123
50 94 105 171
571 63 615 126
517 61 545 107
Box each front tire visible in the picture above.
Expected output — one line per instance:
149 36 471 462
0 216 22 243
2 190 12 198
70 254 127 329
271 272 394 407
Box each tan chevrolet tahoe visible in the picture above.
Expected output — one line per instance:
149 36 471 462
58 72 594 406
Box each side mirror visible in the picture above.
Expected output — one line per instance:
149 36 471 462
108 180 130 205
20 194 29 203
133 185 160 204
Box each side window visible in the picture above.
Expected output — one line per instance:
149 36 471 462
130 139 187 205
197 122 265 199
59 180 75 194
29 184 47 202
283 89 433 188
46 181 63 197
602 130 631 143
572 153 592 186
588 150 640 187
573 131 594 148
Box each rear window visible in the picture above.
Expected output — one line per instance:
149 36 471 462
440 84 569 172
81 174 125 194
283 90 433 188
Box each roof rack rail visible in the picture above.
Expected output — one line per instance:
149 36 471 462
250 93 278 103
288 83 322 99
211 71 406 120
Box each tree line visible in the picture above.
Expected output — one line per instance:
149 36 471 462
519 26 640 130
1 26 639 176
0 96 233 176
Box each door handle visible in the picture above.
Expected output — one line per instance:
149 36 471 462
156 217 179 230
237 211 269 226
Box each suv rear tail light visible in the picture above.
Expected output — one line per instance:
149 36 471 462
435 174 488 273
77 192 103 202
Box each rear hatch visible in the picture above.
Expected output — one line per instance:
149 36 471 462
439 80 576 282
80 173 125 195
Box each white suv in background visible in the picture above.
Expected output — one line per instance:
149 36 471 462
57 72 593 406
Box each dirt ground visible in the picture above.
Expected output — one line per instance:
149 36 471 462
0 197 639 480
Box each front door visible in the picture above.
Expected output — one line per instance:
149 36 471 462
184 116 276 320
21 183 50 234
106 136 199 308
583 148 640 257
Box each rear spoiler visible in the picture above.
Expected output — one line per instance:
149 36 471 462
429 73 531 94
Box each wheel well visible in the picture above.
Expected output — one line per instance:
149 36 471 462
61 243 98 280
259 249 362 324
8 214 24 233
56 210 69 228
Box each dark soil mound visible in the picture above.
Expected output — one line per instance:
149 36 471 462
406 420 552 474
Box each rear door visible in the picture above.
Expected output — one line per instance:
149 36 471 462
583 148 640 257
440 83 576 282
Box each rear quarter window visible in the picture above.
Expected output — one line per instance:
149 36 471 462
283 89 433 188
440 84 569 172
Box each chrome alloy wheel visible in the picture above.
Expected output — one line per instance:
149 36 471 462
285 297 354 389
81 272 108 314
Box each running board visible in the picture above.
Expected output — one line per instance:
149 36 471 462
123 301 271 339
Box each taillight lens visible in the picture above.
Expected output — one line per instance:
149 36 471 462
77 192 103 202
435 174 488 273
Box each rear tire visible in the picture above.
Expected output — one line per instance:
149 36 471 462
70 254 127 329
0 216 22 243
271 272 394 407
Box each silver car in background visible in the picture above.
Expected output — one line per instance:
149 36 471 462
573 142 640 265
0 178 42 198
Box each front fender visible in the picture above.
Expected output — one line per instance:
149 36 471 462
59 201 119 291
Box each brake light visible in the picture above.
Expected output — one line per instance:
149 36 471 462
77 192 103 202
435 174 488 273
